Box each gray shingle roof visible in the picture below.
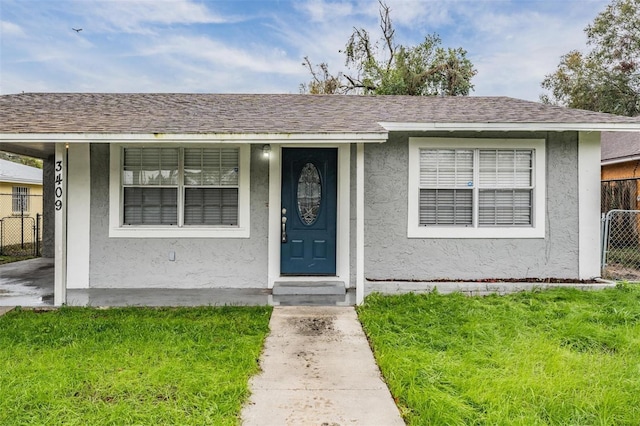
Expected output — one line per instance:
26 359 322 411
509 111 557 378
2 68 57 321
0 159 43 184
601 131 640 161
1 93 639 134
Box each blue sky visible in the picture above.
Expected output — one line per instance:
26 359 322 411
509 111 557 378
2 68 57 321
0 0 610 100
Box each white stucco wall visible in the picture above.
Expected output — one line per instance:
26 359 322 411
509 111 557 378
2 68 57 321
88 143 269 289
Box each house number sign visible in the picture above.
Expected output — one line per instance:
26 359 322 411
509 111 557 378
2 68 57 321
55 160 63 210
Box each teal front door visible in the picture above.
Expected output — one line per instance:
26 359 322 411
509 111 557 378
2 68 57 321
281 148 337 275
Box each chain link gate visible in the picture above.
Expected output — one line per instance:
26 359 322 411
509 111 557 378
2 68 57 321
0 192 43 257
601 210 640 281
0 214 41 257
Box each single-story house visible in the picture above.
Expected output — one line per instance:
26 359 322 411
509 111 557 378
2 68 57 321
1 93 639 306
601 132 640 212
0 158 43 250
0 158 43 217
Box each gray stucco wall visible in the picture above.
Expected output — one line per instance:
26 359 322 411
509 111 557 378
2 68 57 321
41 155 55 258
89 144 269 289
363 131 580 282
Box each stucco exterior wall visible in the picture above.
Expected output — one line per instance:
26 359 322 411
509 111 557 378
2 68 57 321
88 143 269 289
363 131 580 283
42 156 54 258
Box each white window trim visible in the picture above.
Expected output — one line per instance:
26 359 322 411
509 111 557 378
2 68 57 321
109 144 250 238
408 137 546 239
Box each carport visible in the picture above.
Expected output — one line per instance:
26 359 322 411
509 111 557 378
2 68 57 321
0 141 55 305
0 257 54 306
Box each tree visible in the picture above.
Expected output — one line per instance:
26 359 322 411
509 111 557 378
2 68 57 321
300 1 476 96
0 151 42 169
541 0 640 116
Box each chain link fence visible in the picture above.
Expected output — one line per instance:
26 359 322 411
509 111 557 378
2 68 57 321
601 179 638 212
0 193 43 257
601 210 640 281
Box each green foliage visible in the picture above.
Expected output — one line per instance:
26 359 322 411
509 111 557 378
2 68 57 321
301 1 476 96
0 151 43 169
0 254 35 264
0 306 272 425
358 286 640 424
541 0 640 116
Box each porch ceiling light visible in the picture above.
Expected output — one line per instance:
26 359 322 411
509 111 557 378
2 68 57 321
262 144 271 158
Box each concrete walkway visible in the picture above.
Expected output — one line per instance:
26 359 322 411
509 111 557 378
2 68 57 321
0 306 14 316
0 257 54 306
241 306 404 426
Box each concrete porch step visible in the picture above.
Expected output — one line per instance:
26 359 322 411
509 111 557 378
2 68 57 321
272 287 356 306
272 281 346 296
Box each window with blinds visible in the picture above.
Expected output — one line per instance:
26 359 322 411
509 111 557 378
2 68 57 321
419 148 533 227
184 148 239 225
122 147 239 226
419 149 474 225
478 150 533 226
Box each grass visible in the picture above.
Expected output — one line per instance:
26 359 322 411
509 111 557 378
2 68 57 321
0 254 35 264
607 247 640 269
0 306 272 425
358 285 640 425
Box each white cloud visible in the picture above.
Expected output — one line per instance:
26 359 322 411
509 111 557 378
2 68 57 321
378 0 456 27
0 20 25 37
295 0 356 23
443 1 608 100
75 0 235 34
139 35 304 75
0 0 614 98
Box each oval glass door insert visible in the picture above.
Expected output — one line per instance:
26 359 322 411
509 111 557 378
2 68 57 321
297 162 322 225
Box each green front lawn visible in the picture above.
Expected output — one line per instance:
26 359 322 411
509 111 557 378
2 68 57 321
358 285 640 425
0 306 272 425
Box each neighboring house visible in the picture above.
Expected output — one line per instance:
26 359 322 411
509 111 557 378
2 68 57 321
1 93 640 306
0 158 43 218
601 132 640 212
0 158 43 249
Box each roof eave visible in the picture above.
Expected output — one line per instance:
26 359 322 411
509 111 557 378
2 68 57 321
379 122 640 132
0 132 389 144
0 176 42 185
601 155 640 166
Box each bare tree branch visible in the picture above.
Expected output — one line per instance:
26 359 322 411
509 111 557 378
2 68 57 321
378 0 395 71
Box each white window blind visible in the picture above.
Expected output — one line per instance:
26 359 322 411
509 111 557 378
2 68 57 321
123 187 178 225
478 150 533 226
419 149 473 225
420 189 473 225
122 148 179 225
183 148 239 225
420 149 473 187
419 148 534 228
122 147 239 226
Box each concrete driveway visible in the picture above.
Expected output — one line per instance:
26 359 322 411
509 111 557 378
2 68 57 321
0 257 54 306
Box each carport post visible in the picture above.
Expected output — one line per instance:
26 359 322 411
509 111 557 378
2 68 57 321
356 143 364 305
54 142 67 305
